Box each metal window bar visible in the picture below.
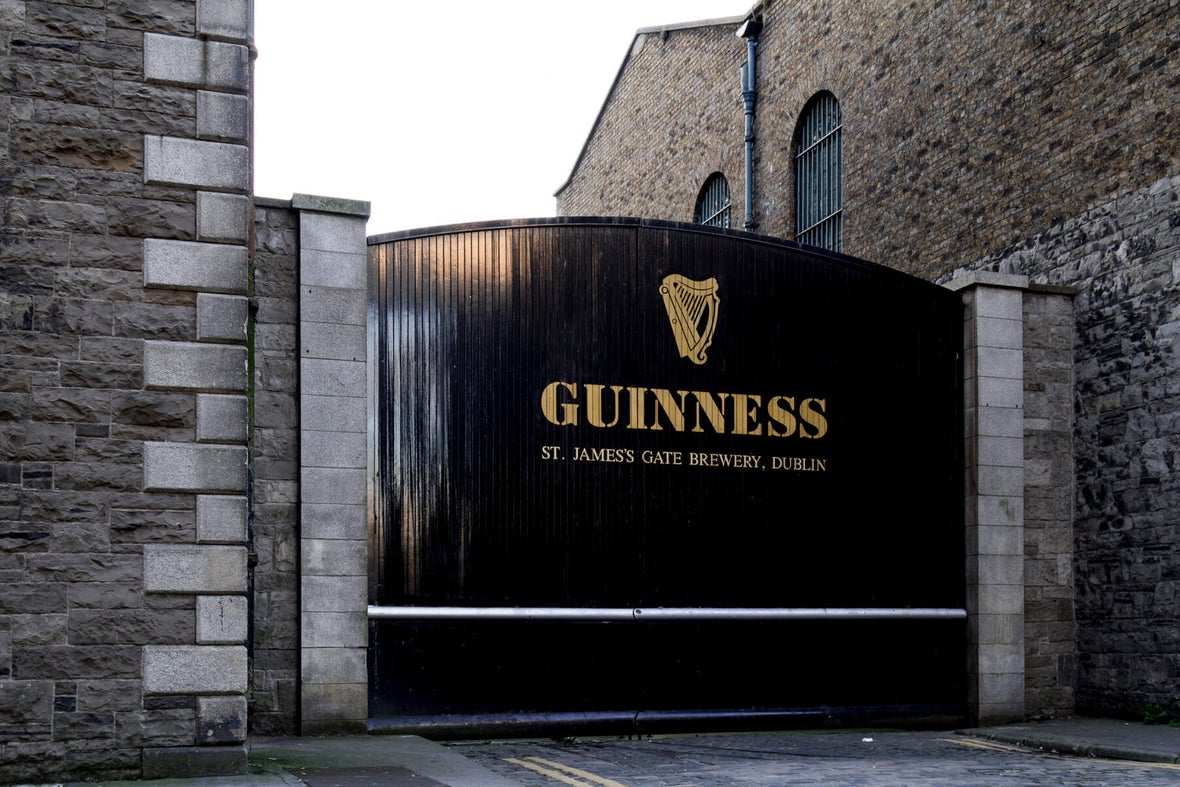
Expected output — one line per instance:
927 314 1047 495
795 93 842 252
369 605 967 621
695 174 732 228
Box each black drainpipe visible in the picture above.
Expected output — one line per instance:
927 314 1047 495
737 16 763 231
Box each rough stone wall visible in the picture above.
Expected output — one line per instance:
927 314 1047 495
0 1 253 780
1021 287 1077 719
557 0 1180 280
249 199 299 735
964 174 1180 719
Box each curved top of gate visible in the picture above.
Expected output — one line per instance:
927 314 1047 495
368 215 964 611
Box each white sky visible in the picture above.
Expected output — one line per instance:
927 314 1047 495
253 1 752 236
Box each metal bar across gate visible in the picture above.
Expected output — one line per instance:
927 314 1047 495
368 606 968 621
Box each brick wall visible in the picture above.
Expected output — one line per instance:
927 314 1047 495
0 1 253 780
557 0 1179 280
557 21 746 226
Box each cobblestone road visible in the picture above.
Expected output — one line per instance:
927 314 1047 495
450 730 1180 786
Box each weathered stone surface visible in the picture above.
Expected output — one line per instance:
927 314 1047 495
144 341 246 392
142 645 247 694
0 680 53 723
113 391 194 428
12 123 140 172
25 555 141 584
14 645 140 680
143 441 246 493
144 544 246 593
77 680 142 712
142 238 247 294
195 394 247 443
69 608 194 646
196 595 247 644
195 494 246 544
195 293 247 343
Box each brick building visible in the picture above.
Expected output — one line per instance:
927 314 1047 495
557 0 1180 722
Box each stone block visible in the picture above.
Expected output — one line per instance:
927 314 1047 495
197 695 247 743
196 495 247 544
300 251 367 290
143 442 247 493
142 745 247 779
301 646 366 685
977 346 1023 380
144 545 247 593
300 682 366 724
300 467 365 506
197 91 248 141
302 430 365 469
301 575 366 613
195 394 247 443
978 435 1023 468
197 0 253 40
196 596 247 644
301 541 365 579
144 341 247 392
291 194 371 217
969 519 1021 554
301 611 366 648
143 645 247 694
196 293 248 343
968 583 1024 617
0 680 53 723
301 503 365 541
196 193 249 243
301 322 366 362
301 285 366 326
143 34 249 91
302 395 365 433
977 464 1023 497
977 376 1022 409
300 212 367 254
143 135 249 191
144 238 248 294
976 315 1023 350
301 358 365 398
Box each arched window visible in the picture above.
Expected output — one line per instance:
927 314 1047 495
694 173 732 228
794 92 842 252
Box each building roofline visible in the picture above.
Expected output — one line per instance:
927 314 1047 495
553 14 749 199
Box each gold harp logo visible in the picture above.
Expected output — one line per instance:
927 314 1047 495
659 274 720 365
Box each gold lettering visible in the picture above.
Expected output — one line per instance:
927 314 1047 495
541 381 579 426
585 384 624 428
730 393 763 436
690 391 729 433
766 396 798 437
649 389 688 431
541 381 827 440
799 397 828 439
626 386 648 430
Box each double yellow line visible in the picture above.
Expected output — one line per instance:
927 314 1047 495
504 755 631 787
944 737 1180 771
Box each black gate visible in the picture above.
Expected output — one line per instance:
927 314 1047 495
368 218 965 735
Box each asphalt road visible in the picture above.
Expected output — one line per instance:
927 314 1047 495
449 729 1180 786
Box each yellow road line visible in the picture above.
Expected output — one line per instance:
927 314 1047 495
943 737 1028 753
944 738 1180 771
505 757 597 787
523 755 631 787
503 755 632 787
